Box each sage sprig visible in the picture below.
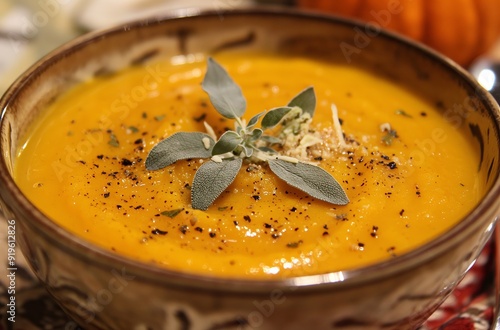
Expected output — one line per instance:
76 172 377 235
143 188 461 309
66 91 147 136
146 57 349 210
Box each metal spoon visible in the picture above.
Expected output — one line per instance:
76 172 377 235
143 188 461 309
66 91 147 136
469 53 500 330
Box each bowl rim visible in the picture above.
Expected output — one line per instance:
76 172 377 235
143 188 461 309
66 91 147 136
1 6 500 293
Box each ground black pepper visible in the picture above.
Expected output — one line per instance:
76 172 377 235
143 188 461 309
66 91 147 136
151 228 168 235
193 113 207 122
179 225 188 234
387 162 397 169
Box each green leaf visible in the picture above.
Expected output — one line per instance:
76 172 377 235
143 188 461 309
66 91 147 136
192 158 243 210
260 135 282 144
288 87 316 117
202 57 246 119
241 145 253 157
212 131 243 156
249 128 263 142
261 107 293 129
247 111 266 129
145 132 214 170
268 159 349 205
258 146 278 154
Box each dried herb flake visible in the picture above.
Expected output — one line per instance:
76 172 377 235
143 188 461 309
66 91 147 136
161 208 184 218
286 240 303 248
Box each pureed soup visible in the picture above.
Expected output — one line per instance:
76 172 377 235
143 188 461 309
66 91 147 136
14 53 484 278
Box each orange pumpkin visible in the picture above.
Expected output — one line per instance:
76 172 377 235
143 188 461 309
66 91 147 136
298 0 500 66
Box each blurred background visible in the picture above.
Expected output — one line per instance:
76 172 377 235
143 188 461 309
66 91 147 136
1 0 499 93
0 0 285 93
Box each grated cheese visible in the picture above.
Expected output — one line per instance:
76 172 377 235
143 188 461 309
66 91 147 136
202 137 211 150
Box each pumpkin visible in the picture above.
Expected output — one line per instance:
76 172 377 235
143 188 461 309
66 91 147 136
297 0 500 66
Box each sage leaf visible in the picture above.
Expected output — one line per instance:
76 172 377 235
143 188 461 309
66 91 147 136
192 158 243 210
202 57 246 119
241 145 253 157
258 146 278 154
247 111 266 129
212 131 243 156
260 135 282 144
147 59 350 210
146 132 215 170
261 107 293 129
249 128 263 141
288 87 316 117
268 159 349 205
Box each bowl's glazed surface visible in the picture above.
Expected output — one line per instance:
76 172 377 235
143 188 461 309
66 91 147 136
0 8 499 330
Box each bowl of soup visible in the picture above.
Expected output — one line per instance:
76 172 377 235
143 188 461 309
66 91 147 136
0 8 499 330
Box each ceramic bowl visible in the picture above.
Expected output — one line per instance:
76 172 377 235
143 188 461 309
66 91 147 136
1 8 499 330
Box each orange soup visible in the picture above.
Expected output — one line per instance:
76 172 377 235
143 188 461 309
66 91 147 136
14 53 484 278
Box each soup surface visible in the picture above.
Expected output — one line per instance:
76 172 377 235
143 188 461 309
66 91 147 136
15 53 483 278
